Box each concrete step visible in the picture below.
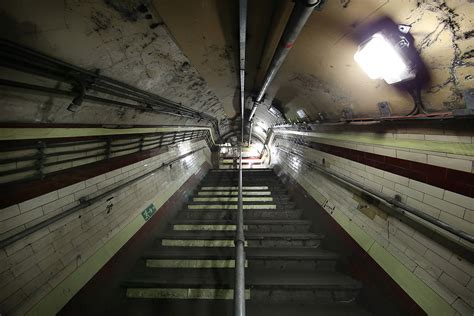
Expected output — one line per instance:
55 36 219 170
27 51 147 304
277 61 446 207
124 269 361 303
143 247 339 271
199 186 287 192
111 301 371 316
172 219 311 232
176 209 304 220
192 196 275 202
157 231 324 247
200 186 270 191
186 202 296 210
197 190 273 196
187 204 279 210
209 168 274 173
201 181 284 186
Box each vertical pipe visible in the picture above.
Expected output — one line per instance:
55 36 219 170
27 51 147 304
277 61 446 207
239 0 247 142
234 0 247 315
234 146 245 316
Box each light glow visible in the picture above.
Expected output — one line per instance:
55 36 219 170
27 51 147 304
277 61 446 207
296 109 308 119
354 33 414 84
253 125 266 135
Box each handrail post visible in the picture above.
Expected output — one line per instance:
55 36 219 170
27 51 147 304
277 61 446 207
234 146 246 316
234 0 247 314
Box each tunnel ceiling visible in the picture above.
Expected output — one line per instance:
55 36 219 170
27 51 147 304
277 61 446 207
156 0 473 121
0 0 472 126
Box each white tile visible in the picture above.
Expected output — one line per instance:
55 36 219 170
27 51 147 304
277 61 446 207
451 298 473 316
18 191 58 213
42 195 76 215
383 171 409 186
423 195 465 218
374 147 396 158
443 191 473 210
408 180 444 198
58 182 85 199
464 210 473 223
0 205 20 221
85 174 106 187
413 267 456 304
439 212 473 235
438 273 473 305
0 208 43 234
396 150 427 163
395 184 423 201
427 155 472 172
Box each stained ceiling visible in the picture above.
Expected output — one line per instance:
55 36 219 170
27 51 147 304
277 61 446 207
155 0 473 121
0 0 472 130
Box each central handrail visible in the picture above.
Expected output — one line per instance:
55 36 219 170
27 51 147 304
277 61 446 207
234 147 246 315
234 0 247 314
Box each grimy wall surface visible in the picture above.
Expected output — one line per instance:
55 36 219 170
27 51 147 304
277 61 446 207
272 122 473 316
0 127 212 315
0 0 229 129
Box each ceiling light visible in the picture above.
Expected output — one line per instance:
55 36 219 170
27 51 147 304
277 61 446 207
296 109 308 119
354 32 416 84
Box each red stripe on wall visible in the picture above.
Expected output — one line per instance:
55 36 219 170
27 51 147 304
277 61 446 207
282 138 474 198
0 138 205 209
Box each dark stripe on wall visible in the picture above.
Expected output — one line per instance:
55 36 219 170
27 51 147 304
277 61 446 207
0 138 206 209
279 137 474 198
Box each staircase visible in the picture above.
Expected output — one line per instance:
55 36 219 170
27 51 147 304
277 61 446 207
120 169 370 315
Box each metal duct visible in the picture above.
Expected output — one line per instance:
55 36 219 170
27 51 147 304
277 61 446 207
249 0 321 123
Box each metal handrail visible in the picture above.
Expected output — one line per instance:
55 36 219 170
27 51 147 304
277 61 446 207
276 145 474 244
234 147 246 315
234 0 247 314
0 146 207 249
0 130 211 184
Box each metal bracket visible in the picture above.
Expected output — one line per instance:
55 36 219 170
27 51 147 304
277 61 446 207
377 101 391 117
463 89 474 110
453 89 474 117
341 108 353 120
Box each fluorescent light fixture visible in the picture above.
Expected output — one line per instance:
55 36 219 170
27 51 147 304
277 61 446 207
354 33 415 84
296 109 308 119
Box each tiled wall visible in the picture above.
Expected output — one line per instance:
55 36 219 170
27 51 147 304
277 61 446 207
272 129 473 316
0 139 211 315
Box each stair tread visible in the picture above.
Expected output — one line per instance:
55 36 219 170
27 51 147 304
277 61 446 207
178 208 302 212
158 231 324 239
172 219 312 225
124 270 361 289
144 247 339 260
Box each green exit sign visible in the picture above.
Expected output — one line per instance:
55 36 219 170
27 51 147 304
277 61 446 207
141 203 157 221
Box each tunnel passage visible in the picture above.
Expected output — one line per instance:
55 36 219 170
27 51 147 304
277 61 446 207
0 0 473 315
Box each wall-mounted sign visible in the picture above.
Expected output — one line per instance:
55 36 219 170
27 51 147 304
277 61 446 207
141 203 157 221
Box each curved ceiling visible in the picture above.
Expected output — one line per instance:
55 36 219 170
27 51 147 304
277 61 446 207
155 0 473 121
0 0 472 133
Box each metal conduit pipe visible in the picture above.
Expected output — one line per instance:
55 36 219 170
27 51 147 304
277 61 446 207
0 40 222 140
234 0 247 315
0 79 199 120
0 146 207 249
277 146 474 244
248 0 320 123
